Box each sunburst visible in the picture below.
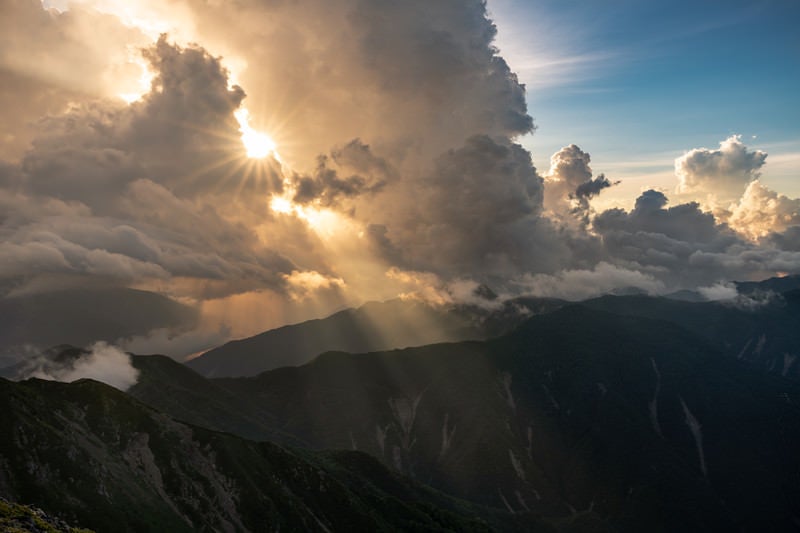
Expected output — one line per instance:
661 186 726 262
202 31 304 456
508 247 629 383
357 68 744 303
235 108 279 160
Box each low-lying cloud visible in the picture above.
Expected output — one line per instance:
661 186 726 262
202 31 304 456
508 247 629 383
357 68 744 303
11 342 139 391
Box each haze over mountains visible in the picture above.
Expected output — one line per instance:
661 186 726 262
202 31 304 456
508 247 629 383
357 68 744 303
187 275 800 380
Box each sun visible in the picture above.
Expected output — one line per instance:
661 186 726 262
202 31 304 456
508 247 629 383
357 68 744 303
242 128 276 159
235 108 278 159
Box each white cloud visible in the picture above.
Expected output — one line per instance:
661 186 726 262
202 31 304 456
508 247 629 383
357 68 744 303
675 135 767 202
513 262 665 301
18 342 139 391
697 282 737 301
728 180 800 240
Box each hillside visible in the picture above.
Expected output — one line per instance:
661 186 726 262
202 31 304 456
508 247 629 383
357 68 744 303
583 289 800 379
0 376 535 532
129 305 800 531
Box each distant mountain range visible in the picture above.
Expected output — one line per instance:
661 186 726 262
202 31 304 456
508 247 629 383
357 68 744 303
132 304 800 531
2 275 800 531
189 275 800 381
187 296 565 377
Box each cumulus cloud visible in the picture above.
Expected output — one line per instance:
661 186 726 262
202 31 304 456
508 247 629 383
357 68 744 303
0 36 305 301
675 135 767 202
12 342 139 391
291 142 389 207
728 180 800 240
590 188 800 287
543 144 617 223
594 188 732 249
2 0 800 359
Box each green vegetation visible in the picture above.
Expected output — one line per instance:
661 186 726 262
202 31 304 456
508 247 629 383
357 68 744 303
0 498 94 533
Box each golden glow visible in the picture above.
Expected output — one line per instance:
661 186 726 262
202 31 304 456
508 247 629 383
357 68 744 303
117 56 154 104
269 189 349 238
270 196 293 214
235 108 278 160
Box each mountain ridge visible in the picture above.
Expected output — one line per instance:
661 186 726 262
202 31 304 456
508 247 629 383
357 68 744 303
128 304 800 531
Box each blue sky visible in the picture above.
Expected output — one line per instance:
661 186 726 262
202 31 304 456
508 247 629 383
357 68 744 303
489 0 800 207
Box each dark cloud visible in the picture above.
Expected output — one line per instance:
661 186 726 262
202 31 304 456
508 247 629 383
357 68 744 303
592 189 800 287
768 226 800 252
373 135 547 277
292 150 387 207
574 174 615 200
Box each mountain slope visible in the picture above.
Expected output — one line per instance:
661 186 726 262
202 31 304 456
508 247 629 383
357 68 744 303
582 290 800 379
188 297 564 378
130 305 800 531
130 354 296 444
0 376 540 533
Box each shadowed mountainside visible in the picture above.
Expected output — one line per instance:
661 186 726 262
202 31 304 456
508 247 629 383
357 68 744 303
130 305 800 531
582 289 800 380
0 376 537 533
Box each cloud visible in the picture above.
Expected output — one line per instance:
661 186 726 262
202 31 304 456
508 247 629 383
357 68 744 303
696 282 738 301
543 144 618 223
768 226 800 252
595 189 729 244
119 325 232 361
590 189 795 287
675 135 767 202
0 0 150 160
366 135 551 278
727 180 800 240
0 36 306 301
12 342 139 391
385 267 504 309
513 262 665 301
283 270 346 301
2 0 800 357
574 174 615 200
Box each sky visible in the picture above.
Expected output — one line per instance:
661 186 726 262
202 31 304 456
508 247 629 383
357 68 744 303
489 0 800 208
1 0 799 359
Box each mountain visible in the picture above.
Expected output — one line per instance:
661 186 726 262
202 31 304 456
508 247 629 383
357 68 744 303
0 376 536 533
130 305 800 531
130 354 296 444
186 277 800 381
735 274 800 295
582 289 800 379
0 288 196 364
1 497 94 533
187 297 565 378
